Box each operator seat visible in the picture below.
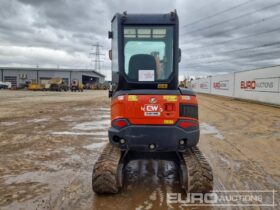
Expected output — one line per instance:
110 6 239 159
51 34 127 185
128 54 157 81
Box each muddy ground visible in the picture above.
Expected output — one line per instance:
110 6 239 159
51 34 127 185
0 90 279 210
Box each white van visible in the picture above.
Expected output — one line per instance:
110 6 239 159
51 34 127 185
0 81 11 89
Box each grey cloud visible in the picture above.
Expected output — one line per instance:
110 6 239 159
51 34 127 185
1 0 280 79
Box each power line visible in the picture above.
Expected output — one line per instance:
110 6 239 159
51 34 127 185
185 41 280 60
181 0 255 28
181 40 280 71
180 53 280 70
184 50 280 67
188 51 280 65
181 63 271 72
221 41 280 54
178 1 280 72
181 65 238 71
182 1 280 35
183 12 280 43
182 26 280 51
183 61 280 71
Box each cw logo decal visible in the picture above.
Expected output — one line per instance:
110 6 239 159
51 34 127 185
141 104 163 112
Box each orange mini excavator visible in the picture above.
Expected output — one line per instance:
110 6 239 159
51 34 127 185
92 11 213 194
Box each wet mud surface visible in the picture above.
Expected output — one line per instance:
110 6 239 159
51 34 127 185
0 90 279 209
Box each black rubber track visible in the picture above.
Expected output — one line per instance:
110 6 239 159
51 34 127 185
183 146 213 193
92 143 122 194
92 144 213 194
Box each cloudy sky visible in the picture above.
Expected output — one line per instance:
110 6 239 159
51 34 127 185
1 0 280 79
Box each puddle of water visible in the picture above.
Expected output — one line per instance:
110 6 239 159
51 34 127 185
51 131 107 136
27 118 49 123
59 116 80 122
73 107 89 111
219 155 231 166
4 170 73 185
88 115 110 120
100 137 108 140
96 108 110 111
73 120 110 131
200 122 225 140
83 142 106 150
0 121 18 126
60 115 109 123
70 154 82 161
214 132 224 140
59 147 75 154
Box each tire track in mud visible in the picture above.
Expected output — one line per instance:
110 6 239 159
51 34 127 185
199 97 254 131
198 94 280 207
200 95 279 152
200 95 280 134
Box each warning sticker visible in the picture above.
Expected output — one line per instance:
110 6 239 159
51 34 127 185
164 120 174 124
158 84 168 89
163 95 177 102
128 95 138 101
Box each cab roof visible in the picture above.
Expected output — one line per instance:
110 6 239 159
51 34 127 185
112 11 178 25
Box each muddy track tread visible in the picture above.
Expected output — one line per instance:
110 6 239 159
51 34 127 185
183 146 213 193
92 143 122 194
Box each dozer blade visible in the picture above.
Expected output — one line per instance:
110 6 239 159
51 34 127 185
179 146 213 193
92 143 125 194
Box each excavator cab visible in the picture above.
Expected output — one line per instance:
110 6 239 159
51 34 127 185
109 11 180 92
92 11 213 194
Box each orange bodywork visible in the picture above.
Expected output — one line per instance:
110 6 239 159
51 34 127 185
111 94 198 125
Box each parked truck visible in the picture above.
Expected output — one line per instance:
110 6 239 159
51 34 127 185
0 81 11 89
49 78 68 91
28 83 45 91
70 80 84 92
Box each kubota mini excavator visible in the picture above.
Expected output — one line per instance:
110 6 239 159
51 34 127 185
92 10 213 194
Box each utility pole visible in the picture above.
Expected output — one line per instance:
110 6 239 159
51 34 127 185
90 42 104 73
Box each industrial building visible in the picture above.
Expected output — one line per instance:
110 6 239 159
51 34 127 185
0 67 105 88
